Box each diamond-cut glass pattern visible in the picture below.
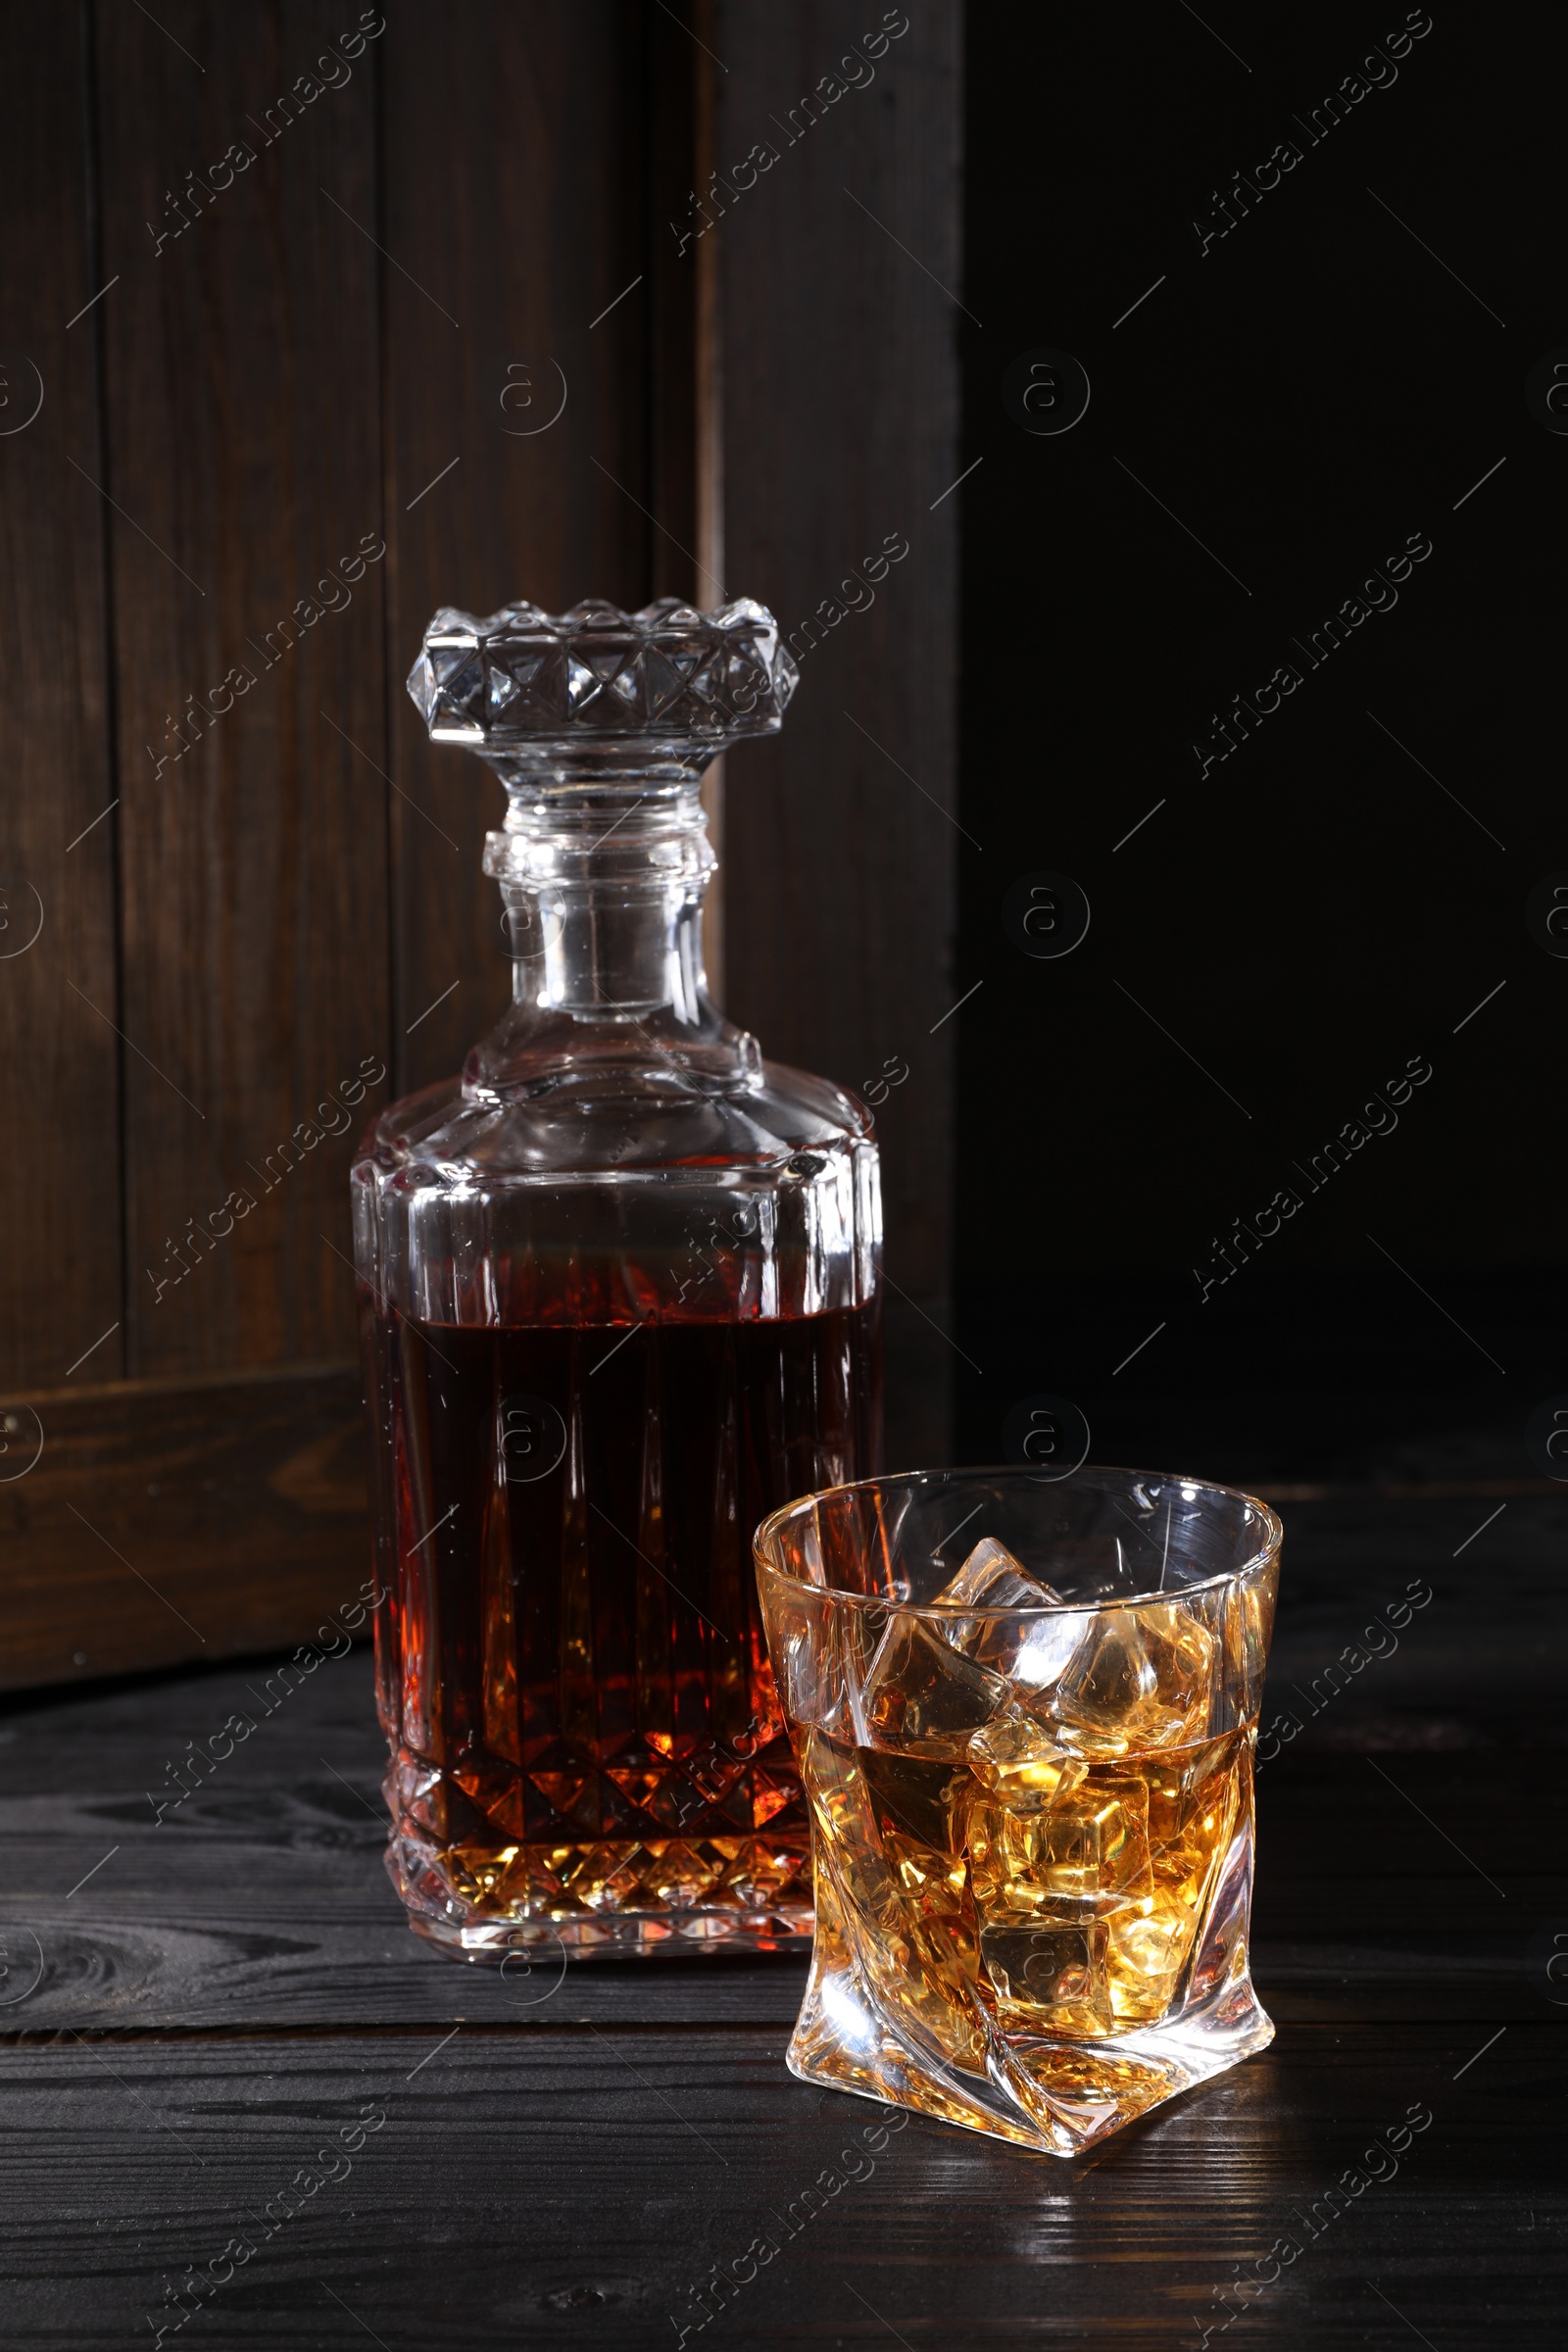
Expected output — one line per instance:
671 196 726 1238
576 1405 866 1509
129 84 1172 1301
362 582 887 1971
405 595 798 765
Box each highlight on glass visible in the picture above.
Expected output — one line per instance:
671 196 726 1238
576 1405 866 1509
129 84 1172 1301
756 1467 1282 2156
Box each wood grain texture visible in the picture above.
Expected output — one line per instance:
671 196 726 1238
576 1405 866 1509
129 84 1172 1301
93 1 391 1380
0 1644 807 2033
1 1612 1555 2033
714 0 963 1466
646 1 702 608
4 5 719 1673
0 1362 368 1689
0 2025 1556 2349
0 3 124 1391
1251 1484 1568 1742
0 1479 1557 2343
380 0 659 1097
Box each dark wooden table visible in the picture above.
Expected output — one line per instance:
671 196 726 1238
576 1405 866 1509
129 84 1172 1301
3 1481 1563 2349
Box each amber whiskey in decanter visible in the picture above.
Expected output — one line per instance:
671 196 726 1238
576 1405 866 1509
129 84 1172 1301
353 596 883 1958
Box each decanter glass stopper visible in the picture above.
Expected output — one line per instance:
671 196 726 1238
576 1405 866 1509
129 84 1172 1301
406 593 798 787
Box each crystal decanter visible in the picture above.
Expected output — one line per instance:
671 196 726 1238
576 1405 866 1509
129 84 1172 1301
353 596 883 1959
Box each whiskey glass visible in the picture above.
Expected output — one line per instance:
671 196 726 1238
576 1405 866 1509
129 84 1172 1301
353 598 882 1963
756 1467 1281 2155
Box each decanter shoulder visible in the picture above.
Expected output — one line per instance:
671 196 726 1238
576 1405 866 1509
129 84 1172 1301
351 1057 881 1325
353 1055 875 1186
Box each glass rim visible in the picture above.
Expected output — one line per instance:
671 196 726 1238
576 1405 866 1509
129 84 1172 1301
753 1462 1284 1617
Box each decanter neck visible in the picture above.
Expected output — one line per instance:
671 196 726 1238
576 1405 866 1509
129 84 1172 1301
481 781 728 1034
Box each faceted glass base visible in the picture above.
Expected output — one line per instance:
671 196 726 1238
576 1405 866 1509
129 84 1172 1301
386 1832 812 1959
788 1876 1274 2156
783 1782 1274 2156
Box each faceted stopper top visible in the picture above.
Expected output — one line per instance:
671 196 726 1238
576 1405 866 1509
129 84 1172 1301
407 594 798 785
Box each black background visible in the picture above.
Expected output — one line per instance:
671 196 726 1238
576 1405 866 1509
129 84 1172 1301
955 0 1565 1483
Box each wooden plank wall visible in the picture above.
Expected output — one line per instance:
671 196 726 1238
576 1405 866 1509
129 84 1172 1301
97 2 387 1384
0 0 961 1689
714 1 963 1471
383 2 655 1095
1 5 122 1397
